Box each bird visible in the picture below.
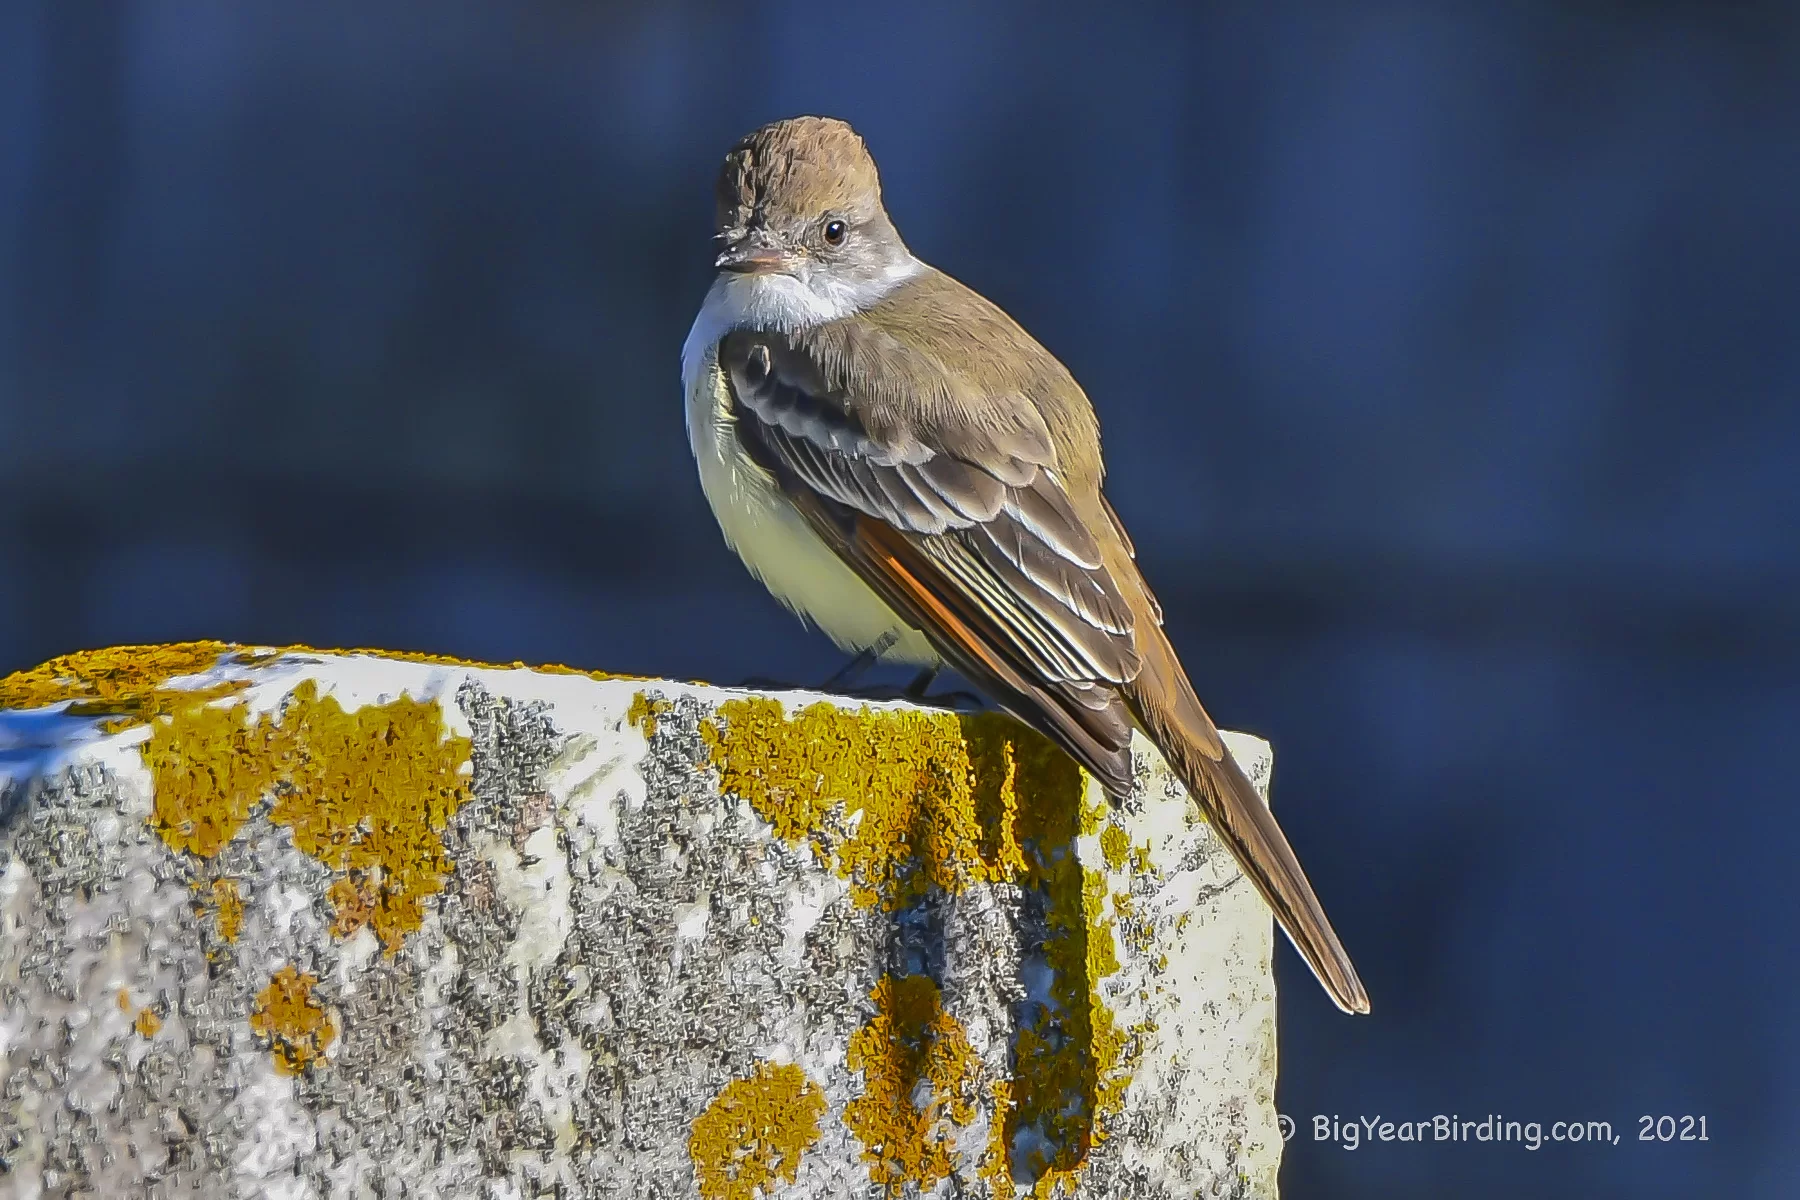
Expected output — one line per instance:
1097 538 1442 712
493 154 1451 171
681 115 1368 1014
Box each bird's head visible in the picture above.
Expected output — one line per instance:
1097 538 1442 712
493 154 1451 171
711 116 917 316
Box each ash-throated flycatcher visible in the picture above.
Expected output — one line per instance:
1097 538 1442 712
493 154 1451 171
682 116 1368 1013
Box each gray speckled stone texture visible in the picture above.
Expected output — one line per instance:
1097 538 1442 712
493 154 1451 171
0 651 1282 1198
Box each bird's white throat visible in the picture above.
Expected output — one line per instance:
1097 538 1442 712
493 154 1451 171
680 254 924 375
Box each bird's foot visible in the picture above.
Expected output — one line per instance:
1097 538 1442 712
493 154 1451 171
895 667 986 712
912 688 988 713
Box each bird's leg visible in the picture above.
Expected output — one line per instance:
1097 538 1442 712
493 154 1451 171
819 648 879 691
903 666 940 699
818 632 898 692
900 665 987 713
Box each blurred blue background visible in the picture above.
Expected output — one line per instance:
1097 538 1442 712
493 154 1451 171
2 1 1795 1195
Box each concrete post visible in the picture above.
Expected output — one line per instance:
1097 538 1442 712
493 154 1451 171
0 643 1282 1198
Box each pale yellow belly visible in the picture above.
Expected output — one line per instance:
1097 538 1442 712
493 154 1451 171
682 347 940 667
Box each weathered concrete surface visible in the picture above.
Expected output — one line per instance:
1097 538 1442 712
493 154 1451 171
0 643 1282 1199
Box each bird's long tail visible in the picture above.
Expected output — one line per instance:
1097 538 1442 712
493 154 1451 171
1123 624 1370 1014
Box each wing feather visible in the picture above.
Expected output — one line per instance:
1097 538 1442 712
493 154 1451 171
721 329 1142 694
718 327 1140 789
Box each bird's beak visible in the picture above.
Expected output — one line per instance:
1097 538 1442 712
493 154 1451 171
716 234 799 276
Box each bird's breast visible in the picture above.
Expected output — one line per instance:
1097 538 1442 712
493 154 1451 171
681 331 938 666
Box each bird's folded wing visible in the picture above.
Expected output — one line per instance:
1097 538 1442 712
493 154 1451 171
718 328 1140 791
717 325 1371 1014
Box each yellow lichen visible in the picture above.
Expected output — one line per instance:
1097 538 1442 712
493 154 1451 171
261 681 472 954
702 697 1140 1193
1077 785 1110 840
688 1061 827 1200
144 677 471 954
134 1007 162 1038
627 691 673 739
116 989 131 1013
0 640 622 940
144 702 284 858
1099 823 1131 872
3 641 578 950
975 722 1137 1196
844 974 980 1194
6 643 1149 1189
976 736 1032 881
1114 890 1157 960
0 641 249 735
249 964 336 1075
213 878 244 942
701 698 1016 908
0 640 644 724
0 641 232 714
327 873 380 940
979 1078 1018 1191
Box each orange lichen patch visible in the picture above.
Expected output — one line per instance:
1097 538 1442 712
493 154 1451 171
250 965 336 1075
133 1007 163 1038
688 1061 827 1200
844 974 980 1194
705 698 1142 1192
627 691 673 739
116 989 132 1013
213 878 245 942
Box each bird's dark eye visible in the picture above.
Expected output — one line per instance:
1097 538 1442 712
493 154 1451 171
822 219 847 246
